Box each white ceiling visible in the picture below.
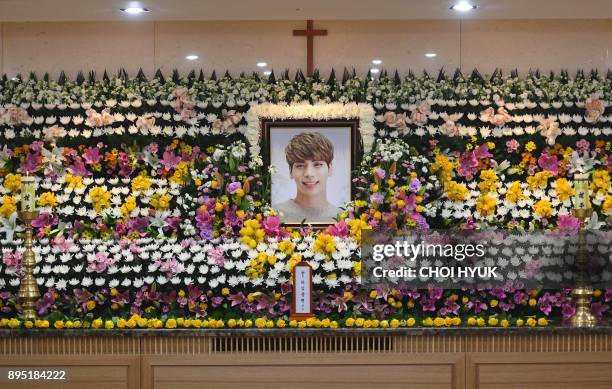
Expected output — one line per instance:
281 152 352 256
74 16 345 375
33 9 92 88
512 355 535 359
0 0 611 21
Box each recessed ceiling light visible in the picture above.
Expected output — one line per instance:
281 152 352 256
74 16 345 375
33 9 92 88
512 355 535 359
372 59 382 65
425 53 437 58
450 2 477 12
256 62 267 67
120 7 150 14
185 54 199 60
370 68 380 74
263 71 272 76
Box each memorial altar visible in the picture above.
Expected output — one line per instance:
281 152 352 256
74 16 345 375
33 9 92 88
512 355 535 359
0 9 611 389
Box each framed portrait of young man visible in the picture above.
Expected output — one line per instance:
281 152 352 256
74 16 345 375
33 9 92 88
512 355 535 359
261 119 362 226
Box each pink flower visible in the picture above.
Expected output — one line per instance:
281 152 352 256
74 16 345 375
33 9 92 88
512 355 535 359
584 95 605 124
180 108 195 121
2 251 22 274
394 113 408 130
493 107 512 127
474 143 493 159
148 143 159 154
154 257 182 277
68 158 91 177
410 101 431 126
506 139 520 153
537 153 559 175
83 147 101 165
525 260 542 279
207 248 225 266
21 152 41 174
458 151 478 180
557 215 580 232
373 168 385 180
170 88 196 122
441 120 459 136
136 114 156 130
479 107 495 122
52 236 73 253
43 126 66 144
261 215 288 239
576 139 590 153
160 151 181 171
383 111 397 127
0 107 31 126
370 193 384 204
87 252 116 273
327 220 349 237
85 109 114 127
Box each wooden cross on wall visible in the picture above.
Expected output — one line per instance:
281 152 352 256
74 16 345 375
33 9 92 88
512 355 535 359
293 20 327 77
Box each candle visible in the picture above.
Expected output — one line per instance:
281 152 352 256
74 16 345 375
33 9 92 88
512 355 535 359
21 174 36 212
573 172 591 210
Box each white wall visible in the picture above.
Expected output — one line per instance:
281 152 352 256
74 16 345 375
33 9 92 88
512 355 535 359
1 19 610 79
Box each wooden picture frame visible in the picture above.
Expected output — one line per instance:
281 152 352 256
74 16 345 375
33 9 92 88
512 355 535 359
261 119 362 227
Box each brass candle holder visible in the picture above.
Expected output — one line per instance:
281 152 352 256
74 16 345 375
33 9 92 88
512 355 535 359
570 172 597 327
17 210 40 321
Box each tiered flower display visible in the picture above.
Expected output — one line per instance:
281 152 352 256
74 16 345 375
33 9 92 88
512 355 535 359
0 69 610 329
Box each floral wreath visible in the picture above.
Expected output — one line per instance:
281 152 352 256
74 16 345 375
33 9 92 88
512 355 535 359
239 102 376 157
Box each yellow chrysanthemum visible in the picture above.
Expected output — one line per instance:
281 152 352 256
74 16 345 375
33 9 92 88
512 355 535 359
131 175 152 192
478 169 499 194
37 192 58 208
278 240 295 255
151 194 172 210
445 180 468 201
603 196 612 216
121 196 137 218
431 154 454 184
88 186 111 213
0 196 17 217
64 173 84 189
3 173 21 193
505 181 525 203
527 171 553 190
533 199 553 218
313 233 336 259
169 161 190 186
554 178 575 202
591 170 610 195
239 219 265 249
476 194 496 217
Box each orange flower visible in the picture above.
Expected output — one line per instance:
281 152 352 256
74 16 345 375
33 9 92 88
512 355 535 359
169 139 179 151
521 152 532 163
